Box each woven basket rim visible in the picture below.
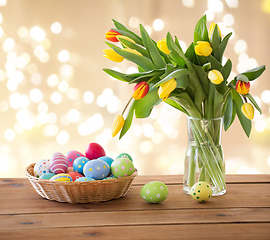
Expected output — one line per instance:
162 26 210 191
25 162 138 185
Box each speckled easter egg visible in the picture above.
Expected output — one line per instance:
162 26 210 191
73 157 90 174
111 158 134 178
116 153 133 162
85 142 106 160
67 172 84 181
190 182 212 202
49 152 69 174
39 172 55 180
140 181 169 203
98 156 114 167
50 173 73 182
83 159 110 180
75 177 96 182
66 150 85 167
34 159 50 178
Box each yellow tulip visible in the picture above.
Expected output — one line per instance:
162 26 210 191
112 115 125 137
241 103 254 120
122 48 142 56
208 70 224 85
117 35 136 47
158 78 177 101
157 39 170 55
195 41 212 57
209 23 222 38
103 49 124 62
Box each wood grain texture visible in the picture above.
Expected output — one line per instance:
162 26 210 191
0 175 269 240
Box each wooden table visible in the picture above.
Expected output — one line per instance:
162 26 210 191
0 175 270 239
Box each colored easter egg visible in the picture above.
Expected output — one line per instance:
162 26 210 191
67 167 74 173
34 159 50 178
66 150 85 167
190 182 212 202
50 173 73 182
83 159 110 180
49 152 69 174
39 173 56 180
98 156 114 169
140 181 169 203
85 142 105 160
75 177 95 182
111 158 134 178
116 153 133 162
67 172 84 181
73 157 89 174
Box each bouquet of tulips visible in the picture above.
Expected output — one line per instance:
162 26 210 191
103 15 265 193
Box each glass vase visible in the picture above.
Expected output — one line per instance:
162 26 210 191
183 116 226 196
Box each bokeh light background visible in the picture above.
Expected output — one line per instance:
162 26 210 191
0 0 269 178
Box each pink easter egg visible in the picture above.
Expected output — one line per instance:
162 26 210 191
49 152 69 174
66 150 85 167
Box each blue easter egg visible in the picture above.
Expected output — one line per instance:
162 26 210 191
39 172 56 180
83 159 110 180
73 157 90 174
75 177 95 182
98 156 114 167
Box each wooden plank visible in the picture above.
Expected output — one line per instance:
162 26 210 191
0 223 269 240
0 181 269 215
0 208 269 231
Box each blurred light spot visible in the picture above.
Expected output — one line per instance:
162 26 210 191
58 50 70 62
78 114 104 136
143 123 155 138
9 92 21 109
58 80 69 92
38 112 48 124
5 129 15 141
178 40 187 52
83 91 94 104
151 132 163 144
30 26 46 41
97 95 107 107
139 140 154 153
51 22 62 34
18 27 28 38
234 39 247 54
21 53 31 65
61 114 70 126
56 131 69 145
129 17 140 28
27 63 38 74
205 10 214 21
5 60 16 72
16 56 27 69
38 102 48 112
20 95 30 108
255 119 266 132
7 51 17 61
0 0 7 6
48 112 57 124
14 122 24 133
107 95 120 113
43 124 59 136
238 53 249 63
31 73 42 85
247 58 258 69
29 88 43 103
261 0 270 13
254 96 261 108
267 156 270 167
226 0 238 8
132 124 142 137
51 91 62 104
237 62 248 73
41 39 51 50
67 88 80 100
0 69 5 81
38 51 49 63
144 25 152 36
10 71 24 84
182 0 195 7
68 109 80 122
34 45 44 57
0 13 2 23
3 38 15 52
208 0 223 12
127 66 138 74
153 19 164 31
238 166 258 174
261 90 270 104
60 64 74 78
0 153 8 172
0 100 8 112
47 74 60 87
7 80 17 91
223 14 234 26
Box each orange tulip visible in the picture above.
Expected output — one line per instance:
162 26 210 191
132 81 149 100
236 80 250 95
105 29 121 42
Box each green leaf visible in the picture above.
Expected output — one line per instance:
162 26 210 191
165 98 189 115
112 47 156 71
214 32 232 62
118 38 149 57
223 92 235 131
207 55 222 71
244 93 262 114
192 64 209 94
185 42 196 62
194 15 207 36
232 89 252 137
175 36 184 52
209 24 221 53
139 25 166 69
241 65 266 81
216 59 232 95
202 21 210 42
169 51 186 68
214 87 224 117
176 74 189 89
134 88 161 118
119 99 136 139
153 68 190 87
194 31 203 45
103 69 131 82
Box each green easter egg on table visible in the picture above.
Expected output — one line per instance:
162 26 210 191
116 153 133 162
190 181 212 202
140 181 169 203
111 158 134 178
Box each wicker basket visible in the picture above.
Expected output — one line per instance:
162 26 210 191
25 163 138 204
